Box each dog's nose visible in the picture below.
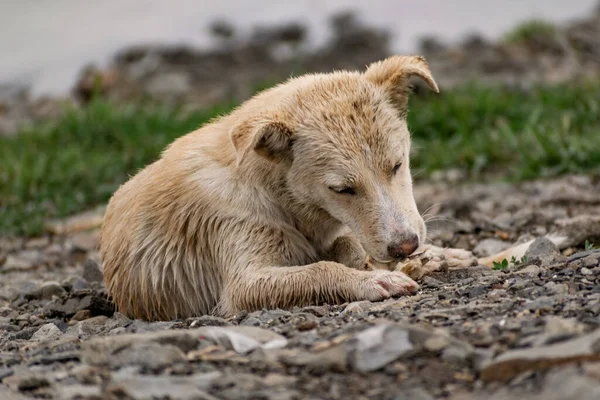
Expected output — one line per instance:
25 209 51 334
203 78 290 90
387 235 419 259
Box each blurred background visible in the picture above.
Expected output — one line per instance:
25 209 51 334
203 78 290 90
1 0 600 236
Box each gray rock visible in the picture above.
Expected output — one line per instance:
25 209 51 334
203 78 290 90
83 330 200 367
106 341 186 369
31 323 63 342
57 384 102 399
66 315 109 339
473 238 512 257
342 300 374 315
240 316 262 327
30 281 66 300
0 367 13 381
524 237 560 266
82 259 104 283
125 320 175 333
350 324 414 372
582 252 600 268
197 326 288 354
481 328 600 382
107 369 221 400
390 388 435 400
187 315 232 327
43 292 114 318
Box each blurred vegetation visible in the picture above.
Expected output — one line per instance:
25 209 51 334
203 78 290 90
502 19 557 43
1 79 600 236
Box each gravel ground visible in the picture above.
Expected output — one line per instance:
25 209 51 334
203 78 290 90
1 174 599 399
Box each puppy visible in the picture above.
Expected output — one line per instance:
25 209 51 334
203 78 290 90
100 55 440 321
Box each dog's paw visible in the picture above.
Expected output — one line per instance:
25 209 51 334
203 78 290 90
330 235 369 270
358 270 419 301
395 245 478 279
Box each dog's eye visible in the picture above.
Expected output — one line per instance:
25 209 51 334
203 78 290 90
329 186 356 195
392 162 402 174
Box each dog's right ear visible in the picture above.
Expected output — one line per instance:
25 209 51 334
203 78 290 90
230 119 294 166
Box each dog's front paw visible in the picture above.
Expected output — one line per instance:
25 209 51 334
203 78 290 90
358 270 419 301
330 235 368 270
395 245 478 280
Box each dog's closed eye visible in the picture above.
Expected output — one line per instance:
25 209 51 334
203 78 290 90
329 186 356 195
392 162 402 175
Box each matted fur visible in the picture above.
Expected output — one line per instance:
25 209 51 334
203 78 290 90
100 55 440 321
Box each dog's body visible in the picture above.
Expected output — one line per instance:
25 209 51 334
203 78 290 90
101 55 445 321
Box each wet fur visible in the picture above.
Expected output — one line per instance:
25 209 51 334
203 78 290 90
100 55 440 321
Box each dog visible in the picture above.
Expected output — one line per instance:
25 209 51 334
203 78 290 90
101 55 500 321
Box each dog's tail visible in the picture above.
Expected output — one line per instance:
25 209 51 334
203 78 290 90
478 234 569 267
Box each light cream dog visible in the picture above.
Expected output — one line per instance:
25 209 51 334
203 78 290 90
100 55 443 321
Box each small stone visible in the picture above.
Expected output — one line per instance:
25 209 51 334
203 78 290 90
516 265 541 275
31 281 66 300
25 237 50 249
582 253 600 268
71 309 92 321
0 367 13 381
524 237 560 266
110 341 186 369
45 208 104 235
473 239 511 257
57 384 102 399
583 362 600 381
545 282 569 295
16 376 50 391
70 231 100 252
187 315 231 327
2 252 39 271
31 323 63 342
481 329 600 382
350 324 414 372
389 388 435 400
343 300 374 315
423 336 450 352
296 320 318 331
106 371 221 399
82 259 104 283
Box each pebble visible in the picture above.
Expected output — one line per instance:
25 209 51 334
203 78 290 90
31 323 63 342
82 258 104 283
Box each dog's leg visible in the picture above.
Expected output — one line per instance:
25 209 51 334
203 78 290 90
328 235 368 270
218 262 418 316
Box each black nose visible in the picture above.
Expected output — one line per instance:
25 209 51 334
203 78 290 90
387 235 419 259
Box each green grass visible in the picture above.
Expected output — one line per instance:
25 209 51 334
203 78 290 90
502 19 557 43
1 80 600 236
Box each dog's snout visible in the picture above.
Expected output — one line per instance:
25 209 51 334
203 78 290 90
387 234 419 259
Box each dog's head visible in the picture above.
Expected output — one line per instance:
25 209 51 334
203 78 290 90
230 55 439 263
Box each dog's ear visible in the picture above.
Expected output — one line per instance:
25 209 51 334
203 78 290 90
230 119 294 166
364 55 439 116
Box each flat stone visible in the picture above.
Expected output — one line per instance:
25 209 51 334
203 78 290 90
30 281 65 300
0 367 14 381
342 300 374 315
107 370 221 400
481 328 600 382
44 207 105 235
82 330 200 367
524 237 560 266
81 259 104 283
70 231 100 252
350 324 414 372
31 323 63 342
473 238 512 257
582 253 600 268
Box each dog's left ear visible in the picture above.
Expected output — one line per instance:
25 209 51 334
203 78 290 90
230 119 294 166
364 55 439 116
